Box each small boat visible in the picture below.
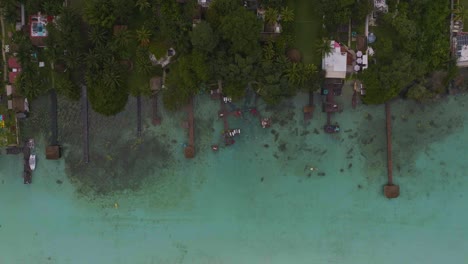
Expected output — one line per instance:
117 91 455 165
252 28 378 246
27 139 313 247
29 154 36 171
324 124 340 134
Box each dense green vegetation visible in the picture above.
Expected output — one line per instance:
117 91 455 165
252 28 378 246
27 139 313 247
360 0 451 104
2 0 455 115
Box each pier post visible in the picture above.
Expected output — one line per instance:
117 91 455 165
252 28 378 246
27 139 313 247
384 102 399 198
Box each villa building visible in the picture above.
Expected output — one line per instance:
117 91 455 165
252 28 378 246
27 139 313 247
322 41 348 79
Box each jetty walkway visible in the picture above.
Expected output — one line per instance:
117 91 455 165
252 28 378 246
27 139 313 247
184 97 195 158
81 85 89 163
384 102 399 198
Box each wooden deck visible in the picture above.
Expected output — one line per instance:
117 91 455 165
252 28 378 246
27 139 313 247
152 93 161 125
184 97 195 158
137 95 142 137
81 85 89 164
386 102 393 185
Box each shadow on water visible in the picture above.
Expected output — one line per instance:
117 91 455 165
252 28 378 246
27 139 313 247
22 95 176 198
354 98 464 183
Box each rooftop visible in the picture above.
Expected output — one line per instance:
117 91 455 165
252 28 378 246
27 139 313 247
322 41 348 79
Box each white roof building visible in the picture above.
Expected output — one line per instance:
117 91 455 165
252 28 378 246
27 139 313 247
322 41 348 79
374 0 388 13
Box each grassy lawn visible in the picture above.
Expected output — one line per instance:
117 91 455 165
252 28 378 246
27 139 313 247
289 0 322 65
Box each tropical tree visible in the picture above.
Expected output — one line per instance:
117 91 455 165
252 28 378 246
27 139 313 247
285 63 317 87
135 0 150 11
113 28 132 47
135 47 153 76
264 7 279 24
280 7 294 23
218 7 262 55
89 26 110 47
190 21 219 53
84 0 116 28
454 4 466 21
315 38 333 56
136 26 151 46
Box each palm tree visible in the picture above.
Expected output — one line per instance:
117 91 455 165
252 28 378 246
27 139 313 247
264 8 279 24
89 26 109 47
262 41 275 61
64 50 83 70
135 47 153 75
285 63 302 85
315 38 333 57
280 7 294 23
102 57 122 88
112 28 133 50
454 4 466 21
135 0 150 11
136 26 151 46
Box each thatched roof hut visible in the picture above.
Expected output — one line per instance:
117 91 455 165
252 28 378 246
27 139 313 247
12 97 25 112
46 145 61 160
287 49 302 63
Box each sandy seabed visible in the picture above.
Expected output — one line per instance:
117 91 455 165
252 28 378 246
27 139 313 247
1 83 467 263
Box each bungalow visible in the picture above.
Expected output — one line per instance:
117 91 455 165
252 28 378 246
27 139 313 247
7 57 21 84
322 41 348 79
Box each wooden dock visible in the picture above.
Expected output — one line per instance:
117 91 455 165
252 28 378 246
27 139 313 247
184 97 195 158
303 91 315 123
136 95 142 137
50 89 58 145
384 102 399 198
81 85 89 163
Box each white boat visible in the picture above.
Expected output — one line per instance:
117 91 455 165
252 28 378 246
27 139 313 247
29 154 36 171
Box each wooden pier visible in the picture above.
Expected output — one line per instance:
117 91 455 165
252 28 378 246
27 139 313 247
49 89 58 145
81 85 89 163
303 91 315 124
184 97 195 158
384 102 399 198
136 95 142 137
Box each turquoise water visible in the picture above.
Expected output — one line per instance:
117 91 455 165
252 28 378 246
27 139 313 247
1 83 468 263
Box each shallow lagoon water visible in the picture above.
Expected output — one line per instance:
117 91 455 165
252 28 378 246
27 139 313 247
1 84 468 263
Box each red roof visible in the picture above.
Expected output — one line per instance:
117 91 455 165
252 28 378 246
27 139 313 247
9 72 20 83
8 57 21 69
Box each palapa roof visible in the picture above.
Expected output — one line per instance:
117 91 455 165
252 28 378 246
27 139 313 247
12 97 25 112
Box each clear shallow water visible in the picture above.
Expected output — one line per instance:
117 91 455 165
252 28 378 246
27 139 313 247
1 83 468 263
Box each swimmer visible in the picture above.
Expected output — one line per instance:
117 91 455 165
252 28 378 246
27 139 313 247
310 167 317 171
114 202 119 209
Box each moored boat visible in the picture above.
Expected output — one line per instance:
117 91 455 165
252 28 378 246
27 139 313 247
29 154 36 171
324 124 340 134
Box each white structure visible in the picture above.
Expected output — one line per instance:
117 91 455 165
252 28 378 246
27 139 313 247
362 55 369 70
322 41 347 79
374 0 388 13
